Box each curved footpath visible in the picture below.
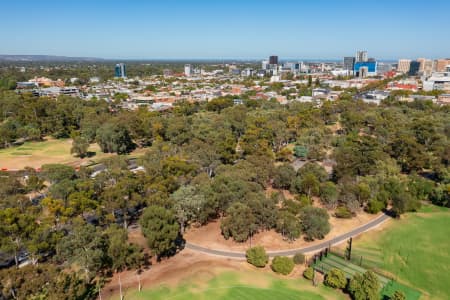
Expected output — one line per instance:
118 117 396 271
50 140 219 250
185 213 390 259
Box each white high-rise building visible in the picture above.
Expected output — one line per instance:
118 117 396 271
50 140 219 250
184 64 192 77
356 51 368 62
262 60 269 70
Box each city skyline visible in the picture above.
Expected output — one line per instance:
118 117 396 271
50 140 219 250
0 0 449 59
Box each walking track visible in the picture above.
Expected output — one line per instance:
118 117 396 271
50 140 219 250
185 213 390 259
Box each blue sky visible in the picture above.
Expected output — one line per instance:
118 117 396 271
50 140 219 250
0 0 449 60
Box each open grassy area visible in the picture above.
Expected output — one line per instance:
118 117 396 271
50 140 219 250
0 138 148 169
122 270 346 300
340 204 450 300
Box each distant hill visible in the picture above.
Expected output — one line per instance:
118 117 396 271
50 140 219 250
0 55 104 62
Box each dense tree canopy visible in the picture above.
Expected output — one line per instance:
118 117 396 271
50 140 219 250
0 69 448 299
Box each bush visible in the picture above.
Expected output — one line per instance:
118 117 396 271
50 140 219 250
334 206 353 218
391 290 406 300
271 256 295 275
366 199 385 214
303 266 314 280
348 271 380 300
293 253 305 265
246 246 268 268
324 268 347 289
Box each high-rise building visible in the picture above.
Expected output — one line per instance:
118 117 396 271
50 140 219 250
262 60 269 70
184 64 192 77
344 57 355 71
397 59 411 73
269 55 279 65
354 61 377 77
417 58 433 76
356 51 368 62
408 61 421 76
114 63 126 78
434 59 450 72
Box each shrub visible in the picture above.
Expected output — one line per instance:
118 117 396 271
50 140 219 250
391 290 406 300
348 271 380 300
324 268 347 289
303 266 314 280
246 246 268 268
293 253 305 265
366 199 385 214
334 206 353 218
271 256 295 275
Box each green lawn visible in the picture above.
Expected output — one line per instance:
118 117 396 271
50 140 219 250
122 270 347 300
346 204 450 300
0 138 148 169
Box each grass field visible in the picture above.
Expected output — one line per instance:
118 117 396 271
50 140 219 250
122 270 347 300
339 204 450 300
0 138 147 169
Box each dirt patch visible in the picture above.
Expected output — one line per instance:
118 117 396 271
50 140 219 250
184 211 382 252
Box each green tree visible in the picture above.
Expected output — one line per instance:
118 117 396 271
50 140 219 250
41 164 76 184
139 205 180 259
296 173 320 197
246 246 268 268
294 145 308 159
56 222 107 282
96 122 135 154
273 163 296 189
300 206 330 240
271 256 295 275
0 208 36 266
324 268 347 289
221 203 256 242
71 136 90 158
348 271 380 300
171 185 209 232
320 181 339 209
275 210 302 241
206 97 234 112
104 225 144 272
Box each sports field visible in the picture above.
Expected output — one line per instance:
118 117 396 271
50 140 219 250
339 204 450 300
123 270 346 300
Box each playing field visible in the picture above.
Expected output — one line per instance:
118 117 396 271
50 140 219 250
0 138 147 169
122 270 346 300
339 204 450 300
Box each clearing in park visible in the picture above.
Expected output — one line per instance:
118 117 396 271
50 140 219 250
0 137 147 170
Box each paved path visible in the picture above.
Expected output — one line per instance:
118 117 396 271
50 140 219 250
185 213 390 259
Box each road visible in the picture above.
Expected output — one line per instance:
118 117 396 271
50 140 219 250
185 213 390 259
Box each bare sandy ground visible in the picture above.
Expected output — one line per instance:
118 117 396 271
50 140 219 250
185 210 381 252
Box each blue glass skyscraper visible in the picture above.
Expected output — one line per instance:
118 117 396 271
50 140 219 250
115 63 126 78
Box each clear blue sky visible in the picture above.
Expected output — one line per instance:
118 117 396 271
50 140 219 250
1 0 449 60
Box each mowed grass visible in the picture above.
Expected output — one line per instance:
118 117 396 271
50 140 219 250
0 138 148 169
346 204 450 299
123 270 346 300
